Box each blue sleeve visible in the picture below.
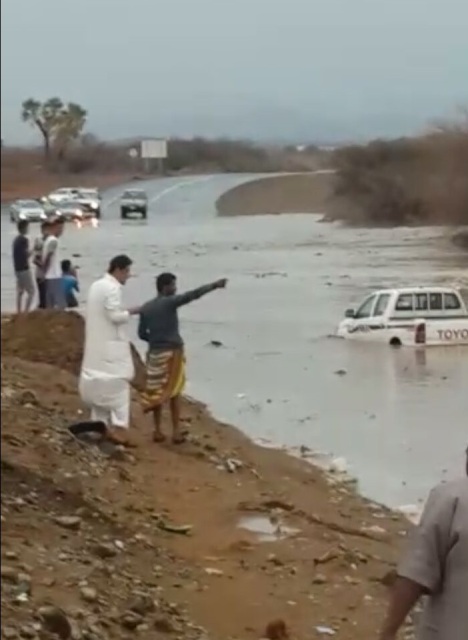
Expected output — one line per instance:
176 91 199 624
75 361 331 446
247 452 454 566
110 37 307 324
73 277 80 292
138 313 149 342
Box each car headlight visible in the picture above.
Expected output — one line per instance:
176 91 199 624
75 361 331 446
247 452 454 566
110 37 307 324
90 202 98 209
19 213 26 220
40 213 47 219
76 209 83 216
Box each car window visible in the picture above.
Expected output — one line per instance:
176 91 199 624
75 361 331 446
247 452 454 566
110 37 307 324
444 293 461 310
373 293 391 317
395 294 414 311
429 293 443 311
415 293 428 311
355 295 376 319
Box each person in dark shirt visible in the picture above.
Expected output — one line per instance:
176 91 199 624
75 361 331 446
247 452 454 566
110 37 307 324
61 259 80 308
138 272 227 444
12 220 35 313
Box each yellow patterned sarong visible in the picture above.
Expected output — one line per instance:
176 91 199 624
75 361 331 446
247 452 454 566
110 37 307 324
140 348 186 413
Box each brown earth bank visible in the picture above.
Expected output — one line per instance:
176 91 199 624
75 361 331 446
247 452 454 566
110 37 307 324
1 312 417 640
216 174 335 217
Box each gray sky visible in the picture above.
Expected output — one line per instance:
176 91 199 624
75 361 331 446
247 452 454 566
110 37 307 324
2 0 468 144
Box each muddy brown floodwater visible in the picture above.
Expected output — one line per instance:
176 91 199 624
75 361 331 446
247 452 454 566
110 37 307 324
2 174 467 511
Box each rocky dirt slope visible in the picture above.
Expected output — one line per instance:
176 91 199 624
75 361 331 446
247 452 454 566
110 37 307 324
1 312 416 640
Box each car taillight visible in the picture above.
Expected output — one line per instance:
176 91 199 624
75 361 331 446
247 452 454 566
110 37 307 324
415 322 426 345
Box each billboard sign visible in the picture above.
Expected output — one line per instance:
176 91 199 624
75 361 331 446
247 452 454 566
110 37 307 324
141 138 168 159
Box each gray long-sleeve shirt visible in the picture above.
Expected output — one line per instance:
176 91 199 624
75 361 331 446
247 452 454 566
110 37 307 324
138 284 216 351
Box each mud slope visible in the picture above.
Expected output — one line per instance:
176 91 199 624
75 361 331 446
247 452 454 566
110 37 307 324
216 173 335 216
1 311 418 640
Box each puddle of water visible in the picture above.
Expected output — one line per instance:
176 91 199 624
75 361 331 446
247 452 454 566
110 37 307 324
238 514 299 542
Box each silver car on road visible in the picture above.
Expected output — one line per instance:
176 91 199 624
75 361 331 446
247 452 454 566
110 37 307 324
9 199 47 223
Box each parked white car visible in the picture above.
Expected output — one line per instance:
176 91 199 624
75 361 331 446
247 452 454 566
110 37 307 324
44 187 81 205
9 199 47 223
337 287 468 347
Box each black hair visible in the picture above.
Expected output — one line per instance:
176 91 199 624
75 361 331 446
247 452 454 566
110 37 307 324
17 220 29 233
61 259 72 273
108 254 132 273
156 272 176 293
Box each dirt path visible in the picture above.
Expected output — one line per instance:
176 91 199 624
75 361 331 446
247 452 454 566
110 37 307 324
1 312 416 640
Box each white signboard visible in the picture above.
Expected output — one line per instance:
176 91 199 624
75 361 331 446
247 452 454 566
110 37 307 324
141 138 168 159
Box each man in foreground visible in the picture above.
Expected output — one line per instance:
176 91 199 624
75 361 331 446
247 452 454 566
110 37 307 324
42 217 65 309
12 220 35 314
138 273 227 444
78 255 140 447
379 446 468 639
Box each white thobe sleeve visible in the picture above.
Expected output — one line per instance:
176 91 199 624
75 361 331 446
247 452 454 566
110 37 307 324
104 283 130 325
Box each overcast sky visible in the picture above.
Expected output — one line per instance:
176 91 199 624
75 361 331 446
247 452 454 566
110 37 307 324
2 0 468 144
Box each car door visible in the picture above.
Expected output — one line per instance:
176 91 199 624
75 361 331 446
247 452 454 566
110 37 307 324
346 294 378 336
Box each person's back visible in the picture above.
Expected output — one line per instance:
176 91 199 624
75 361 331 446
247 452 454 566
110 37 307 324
61 260 79 308
12 233 29 274
82 274 132 378
139 296 182 350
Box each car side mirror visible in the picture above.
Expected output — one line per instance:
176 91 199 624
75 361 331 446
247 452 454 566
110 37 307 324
345 308 355 318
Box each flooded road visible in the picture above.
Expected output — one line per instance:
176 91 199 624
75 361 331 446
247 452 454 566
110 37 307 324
2 174 467 509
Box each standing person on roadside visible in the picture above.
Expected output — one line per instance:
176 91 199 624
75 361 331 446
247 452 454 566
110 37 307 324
42 217 65 309
138 273 227 444
379 446 468 640
77 255 141 447
12 220 35 314
33 220 49 309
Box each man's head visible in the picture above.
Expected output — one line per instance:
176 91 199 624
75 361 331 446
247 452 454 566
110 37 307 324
156 272 177 296
17 220 29 235
49 217 65 237
40 221 50 237
61 259 72 274
108 254 133 285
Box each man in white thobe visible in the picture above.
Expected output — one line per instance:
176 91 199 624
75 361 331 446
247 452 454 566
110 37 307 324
78 254 140 446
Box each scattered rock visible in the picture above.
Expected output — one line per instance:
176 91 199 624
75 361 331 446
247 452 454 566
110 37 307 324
91 542 117 559
38 605 72 639
128 593 156 616
120 611 144 630
80 586 98 603
153 616 176 634
265 619 289 640
54 516 82 531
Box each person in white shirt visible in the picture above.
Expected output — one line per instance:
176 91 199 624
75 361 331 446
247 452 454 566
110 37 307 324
42 217 65 309
78 255 140 447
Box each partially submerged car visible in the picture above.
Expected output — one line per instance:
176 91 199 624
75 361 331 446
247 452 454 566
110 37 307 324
337 287 468 347
120 189 148 219
9 199 47 223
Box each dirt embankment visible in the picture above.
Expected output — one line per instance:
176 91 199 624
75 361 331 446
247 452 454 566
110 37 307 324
1 312 416 640
216 173 335 217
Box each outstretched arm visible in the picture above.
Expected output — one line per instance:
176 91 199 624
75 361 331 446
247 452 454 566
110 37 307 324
172 279 227 308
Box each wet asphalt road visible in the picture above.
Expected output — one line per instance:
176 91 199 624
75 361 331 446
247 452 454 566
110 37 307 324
2 174 467 510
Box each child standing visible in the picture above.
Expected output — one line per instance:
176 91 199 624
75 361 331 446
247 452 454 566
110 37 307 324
61 259 80 308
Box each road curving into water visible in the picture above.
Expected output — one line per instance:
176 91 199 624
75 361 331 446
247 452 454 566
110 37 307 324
2 173 467 511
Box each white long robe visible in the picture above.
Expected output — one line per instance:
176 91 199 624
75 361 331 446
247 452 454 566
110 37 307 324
79 273 134 427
